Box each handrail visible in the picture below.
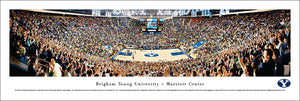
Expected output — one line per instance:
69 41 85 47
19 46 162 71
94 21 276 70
37 58 50 69
38 58 50 64
37 63 50 69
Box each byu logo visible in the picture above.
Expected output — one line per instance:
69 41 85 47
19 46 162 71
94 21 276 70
277 79 291 88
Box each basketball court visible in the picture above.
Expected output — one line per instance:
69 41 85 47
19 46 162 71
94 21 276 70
112 48 191 62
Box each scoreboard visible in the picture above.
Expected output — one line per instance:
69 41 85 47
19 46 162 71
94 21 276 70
140 18 164 34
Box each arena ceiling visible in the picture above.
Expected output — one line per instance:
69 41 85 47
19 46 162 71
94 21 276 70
25 9 276 19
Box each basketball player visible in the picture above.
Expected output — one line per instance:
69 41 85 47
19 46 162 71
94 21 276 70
132 54 134 60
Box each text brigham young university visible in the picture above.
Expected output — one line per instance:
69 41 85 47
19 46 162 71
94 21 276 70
96 82 204 87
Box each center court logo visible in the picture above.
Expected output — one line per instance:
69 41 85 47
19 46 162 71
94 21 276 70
277 79 291 88
144 53 159 57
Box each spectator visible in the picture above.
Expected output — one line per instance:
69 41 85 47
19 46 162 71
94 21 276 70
9 10 290 77
273 49 284 76
258 49 275 76
27 57 38 76
49 58 62 77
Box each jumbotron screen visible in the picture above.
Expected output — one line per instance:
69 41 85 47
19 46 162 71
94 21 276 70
140 18 163 34
147 21 157 29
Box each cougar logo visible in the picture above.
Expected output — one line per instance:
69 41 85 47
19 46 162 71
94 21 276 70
277 79 291 88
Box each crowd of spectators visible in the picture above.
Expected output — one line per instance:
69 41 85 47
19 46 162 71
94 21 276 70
10 10 290 77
